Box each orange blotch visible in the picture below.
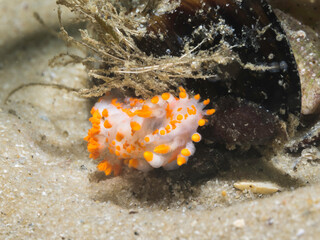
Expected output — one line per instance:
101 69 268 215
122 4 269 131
177 114 183 121
154 144 171 154
130 121 141 131
122 108 135 117
116 132 124 142
126 146 132 153
187 108 194 115
108 147 114 154
102 109 109 117
165 103 173 119
104 120 112 128
135 105 153 118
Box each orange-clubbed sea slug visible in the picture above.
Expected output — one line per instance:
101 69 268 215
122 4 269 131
84 87 215 176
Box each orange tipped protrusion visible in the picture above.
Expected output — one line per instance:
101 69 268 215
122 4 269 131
206 109 216 115
87 143 98 152
161 92 170 101
90 107 96 115
198 119 206 127
194 94 200 100
104 167 112 176
177 155 187 166
129 159 139 168
124 159 129 165
191 133 201 142
84 136 90 141
89 152 100 159
130 121 141 131
181 148 191 157
87 137 100 159
159 129 166 136
97 160 110 171
179 87 186 92
154 144 171 154
104 120 112 128
144 151 153 162
92 109 102 119
144 136 150 143
102 109 109 117
179 87 187 98
151 96 159 104
116 132 124 142
179 91 187 99
203 99 210 105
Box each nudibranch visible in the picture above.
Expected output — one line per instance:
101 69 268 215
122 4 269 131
84 87 215 176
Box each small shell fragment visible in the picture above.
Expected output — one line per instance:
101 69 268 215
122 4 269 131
233 181 280 194
233 219 246 228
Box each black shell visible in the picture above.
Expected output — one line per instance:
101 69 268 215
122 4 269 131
136 0 301 145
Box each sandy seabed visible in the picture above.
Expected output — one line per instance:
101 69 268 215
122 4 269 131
1 1 320 239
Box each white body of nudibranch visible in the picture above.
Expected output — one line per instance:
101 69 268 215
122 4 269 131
84 87 215 176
